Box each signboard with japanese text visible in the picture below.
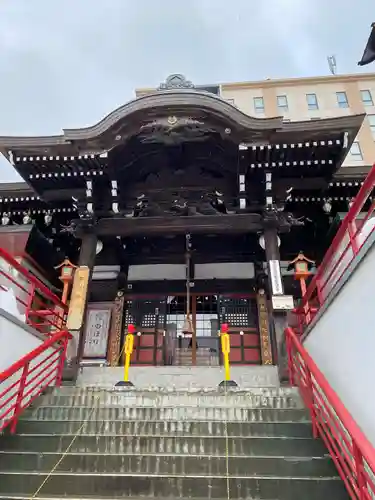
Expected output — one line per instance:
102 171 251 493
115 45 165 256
66 266 90 330
269 260 283 295
256 291 273 365
271 295 294 311
83 307 112 358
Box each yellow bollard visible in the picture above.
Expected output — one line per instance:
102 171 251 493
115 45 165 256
115 324 136 387
218 323 238 388
123 332 134 382
221 332 231 381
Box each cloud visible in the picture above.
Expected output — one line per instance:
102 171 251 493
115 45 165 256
0 0 373 181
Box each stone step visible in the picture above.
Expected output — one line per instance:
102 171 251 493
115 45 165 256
174 349 219 366
173 353 219 366
174 359 219 366
175 354 218 358
76 365 280 389
13 419 314 438
175 351 217 356
54 386 299 397
0 497 226 500
0 473 350 499
21 405 310 422
0 435 327 457
39 391 303 409
0 451 338 477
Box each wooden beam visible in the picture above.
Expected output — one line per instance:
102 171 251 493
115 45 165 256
76 214 290 237
42 187 84 201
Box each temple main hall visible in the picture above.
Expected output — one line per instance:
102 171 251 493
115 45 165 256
0 74 366 372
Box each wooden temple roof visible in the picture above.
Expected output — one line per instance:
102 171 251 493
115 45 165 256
0 81 368 223
0 89 365 157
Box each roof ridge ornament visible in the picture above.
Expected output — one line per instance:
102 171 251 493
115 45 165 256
158 74 195 91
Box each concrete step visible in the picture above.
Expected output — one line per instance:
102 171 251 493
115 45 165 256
0 435 327 456
76 365 280 389
176 351 217 354
174 348 219 366
0 451 338 477
175 358 219 366
13 419 314 438
0 473 350 499
21 405 310 422
39 391 303 409
54 386 299 397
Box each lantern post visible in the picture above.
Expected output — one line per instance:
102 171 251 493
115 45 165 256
289 252 315 325
54 258 77 305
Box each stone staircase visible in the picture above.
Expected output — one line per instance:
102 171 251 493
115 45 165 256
0 385 349 499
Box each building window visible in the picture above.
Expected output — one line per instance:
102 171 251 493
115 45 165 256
349 141 363 160
277 95 288 112
336 91 349 108
361 90 373 106
368 114 375 138
306 93 319 110
253 97 264 113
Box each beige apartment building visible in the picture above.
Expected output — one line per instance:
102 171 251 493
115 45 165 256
136 72 375 169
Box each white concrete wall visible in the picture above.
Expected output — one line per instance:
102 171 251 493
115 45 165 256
0 257 30 318
128 264 185 281
0 308 58 429
0 309 45 373
304 233 375 446
195 262 255 280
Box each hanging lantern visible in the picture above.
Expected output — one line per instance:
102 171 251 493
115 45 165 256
1 213 10 226
44 212 53 226
181 234 195 338
182 313 194 337
23 212 32 225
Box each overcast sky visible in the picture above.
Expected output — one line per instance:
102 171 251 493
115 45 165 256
0 0 373 181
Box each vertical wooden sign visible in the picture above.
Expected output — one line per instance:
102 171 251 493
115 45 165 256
269 260 283 295
256 290 273 365
66 266 90 331
107 291 125 366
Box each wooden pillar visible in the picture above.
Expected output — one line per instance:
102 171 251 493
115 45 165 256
256 289 273 365
262 226 288 381
71 231 97 378
263 227 283 294
191 295 197 366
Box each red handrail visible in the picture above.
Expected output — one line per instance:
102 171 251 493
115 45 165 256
0 247 68 336
0 329 70 433
286 326 375 499
295 164 375 332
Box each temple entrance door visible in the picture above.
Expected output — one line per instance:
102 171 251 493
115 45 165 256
123 296 166 366
192 295 220 366
219 295 261 365
123 293 261 366
166 294 221 366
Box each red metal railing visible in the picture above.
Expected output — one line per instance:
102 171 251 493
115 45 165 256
0 329 70 433
295 164 375 332
286 326 375 499
0 248 68 336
